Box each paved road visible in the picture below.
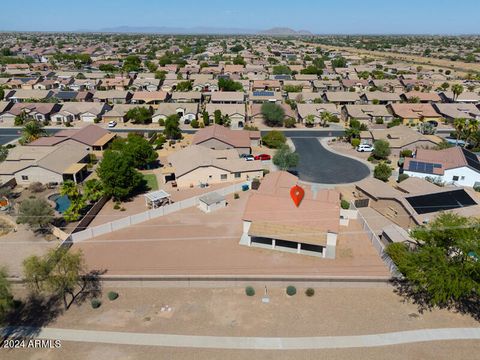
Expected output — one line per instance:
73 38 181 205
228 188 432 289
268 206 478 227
292 138 370 184
2 327 479 350
0 128 61 145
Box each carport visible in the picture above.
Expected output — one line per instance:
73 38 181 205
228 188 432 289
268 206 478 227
144 189 171 209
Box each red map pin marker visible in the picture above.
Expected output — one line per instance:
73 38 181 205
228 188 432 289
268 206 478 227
290 185 305 207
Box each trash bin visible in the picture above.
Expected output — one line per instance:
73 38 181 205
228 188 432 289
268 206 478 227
242 184 249 191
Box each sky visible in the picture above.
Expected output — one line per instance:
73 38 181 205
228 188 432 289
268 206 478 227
1 0 479 34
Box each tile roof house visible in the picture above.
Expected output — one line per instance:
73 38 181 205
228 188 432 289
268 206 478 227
205 104 246 130
250 103 295 124
0 102 61 125
322 91 361 105
130 91 168 105
296 103 340 125
93 90 132 104
341 105 393 124
6 89 54 103
360 92 401 104
439 91 480 104
400 91 441 103
152 103 199 124
165 145 263 188
192 124 259 153
241 171 341 258
51 102 111 124
388 103 442 125
403 147 480 188
433 103 480 121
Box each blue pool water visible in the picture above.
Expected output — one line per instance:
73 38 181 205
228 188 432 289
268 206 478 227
49 194 71 213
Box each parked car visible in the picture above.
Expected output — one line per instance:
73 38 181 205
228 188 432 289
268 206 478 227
254 154 271 161
108 121 117 128
239 153 250 158
356 144 373 152
244 155 255 161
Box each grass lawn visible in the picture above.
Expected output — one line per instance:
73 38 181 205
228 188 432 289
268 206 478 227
143 174 159 191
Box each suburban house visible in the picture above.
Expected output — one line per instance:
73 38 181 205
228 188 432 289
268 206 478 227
439 91 480 104
248 91 283 104
130 91 168 105
370 79 404 93
313 80 342 92
341 79 370 92
240 171 340 259
341 105 393 124
400 91 441 103
102 104 151 123
252 80 281 92
192 78 219 92
93 90 132 104
6 89 54 103
354 177 480 229
388 103 442 125
360 126 442 156
287 92 323 103
51 102 111 124
191 124 260 153
205 104 246 129
250 103 295 124
0 103 61 125
131 78 161 92
296 103 340 125
163 145 263 187
171 91 202 103
28 124 116 151
433 103 480 121
402 147 480 188
0 141 90 185
210 91 244 104
360 92 401 104
152 103 198 124
322 91 361 105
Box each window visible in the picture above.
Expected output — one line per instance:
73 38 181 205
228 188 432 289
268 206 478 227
452 176 459 181
461 176 465 180
234 172 241 178
21 175 29 181
221 174 227 180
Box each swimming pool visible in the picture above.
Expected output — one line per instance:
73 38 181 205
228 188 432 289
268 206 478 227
48 194 71 213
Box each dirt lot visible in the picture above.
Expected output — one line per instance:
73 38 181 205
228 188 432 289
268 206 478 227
3 286 479 360
74 191 389 277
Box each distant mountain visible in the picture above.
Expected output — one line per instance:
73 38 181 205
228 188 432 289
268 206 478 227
97 26 313 35
98 26 260 35
260 27 313 36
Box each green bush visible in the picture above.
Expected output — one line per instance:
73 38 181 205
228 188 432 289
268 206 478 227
474 185 480 192
245 286 255 296
398 173 409 183
262 131 286 149
374 162 392 182
113 202 120 210
375 117 384 124
91 298 102 309
286 285 296 296
284 118 296 128
107 291 119 301
341 199 350 209
351 138 360 148
190 119 199 128
400 149 413 158
305 288 315 297
387 118 402 128
158 119 165 126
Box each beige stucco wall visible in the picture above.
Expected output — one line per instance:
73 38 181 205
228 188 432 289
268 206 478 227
176 166 262 188
15 166 63 185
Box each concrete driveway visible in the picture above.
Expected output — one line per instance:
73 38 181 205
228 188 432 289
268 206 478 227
291 138 370 184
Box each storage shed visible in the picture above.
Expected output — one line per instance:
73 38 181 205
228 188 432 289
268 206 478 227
198 192 226 213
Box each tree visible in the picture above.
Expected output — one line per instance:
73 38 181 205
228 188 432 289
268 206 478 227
155 70 167 80
0 267 13 321
214 110 223 125
0 145 8 162
451 84 464 100
114 134 158 169
272 65 292 75
202 111 210 126
374 162 392 182
261 102 285 127
373 140 391 160
233 55 246 65
305 114 315 127
14 110 29 126
273 145 299 170
20 120 47 144
466 119 479 146
83 179 104 203
386 213 480 308
331 57 347 69
230 44 244 53
97 150 143 200
122 55 141 73
125 107 152 125
60 180 85 222
164 114 182 140
218 78 243 91
23 249 87 310
262 130 286 149
175 81 192 91
17 198 54 232
453 118 467 146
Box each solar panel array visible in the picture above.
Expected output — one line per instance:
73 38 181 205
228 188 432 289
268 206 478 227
252 91 275 97
407 160 441 174
406 189 477 215
462 148 480 171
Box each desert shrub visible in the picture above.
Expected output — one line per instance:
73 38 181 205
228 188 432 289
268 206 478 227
234 193 240 199
158 119 165 126
398 173 409 183
107 291 119 301
387 118 402 128
113 202 120 210
284 118 296 128
375 118 384 124
262 169 270 176
286 285 296 296
374 162 392 182
190 119 199 128
474 185 480 192
351 138 360 148
28 182 45 193
340 199 350 209
91 298 102 309
305 288 315 297
245 286 255 296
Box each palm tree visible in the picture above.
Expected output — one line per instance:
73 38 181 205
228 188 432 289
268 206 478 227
20 121 47 144
466 119 479 147
83 179 104 203
320 111 331 127
305 114 316 127
453 118 467 146
60 180 80 200
451 84 464 101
